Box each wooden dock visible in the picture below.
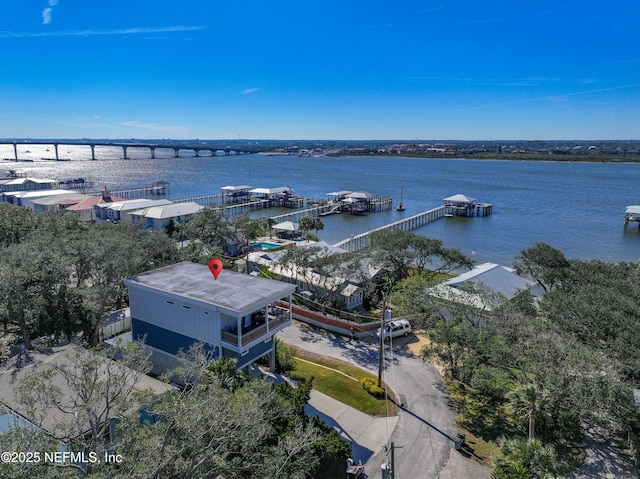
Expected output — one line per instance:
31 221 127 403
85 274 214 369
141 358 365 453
369 195 393 212
174 193 226 207
96 181 170 199
334 206 447 252
268 204 336 223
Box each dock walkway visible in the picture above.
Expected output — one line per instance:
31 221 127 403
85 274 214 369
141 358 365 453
334 206 447 252
268 204 335 223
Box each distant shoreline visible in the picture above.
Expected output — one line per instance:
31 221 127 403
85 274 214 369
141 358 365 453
326 152 640 163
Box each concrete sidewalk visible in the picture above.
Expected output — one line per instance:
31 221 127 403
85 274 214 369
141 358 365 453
306 390 398 465
257 365 397 466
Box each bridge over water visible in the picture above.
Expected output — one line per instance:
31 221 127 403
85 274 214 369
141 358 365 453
0 140 258 161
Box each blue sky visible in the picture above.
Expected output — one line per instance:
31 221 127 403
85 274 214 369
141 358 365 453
0 1 638 140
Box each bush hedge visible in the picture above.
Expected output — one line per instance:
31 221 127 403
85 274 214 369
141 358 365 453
360 376 385 398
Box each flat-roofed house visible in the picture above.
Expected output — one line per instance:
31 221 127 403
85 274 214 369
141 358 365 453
125 262 296 374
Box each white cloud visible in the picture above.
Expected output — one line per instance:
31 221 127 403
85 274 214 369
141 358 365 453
42 8 53 24
0 25 205 38
42 0 58 24
240 88 261 95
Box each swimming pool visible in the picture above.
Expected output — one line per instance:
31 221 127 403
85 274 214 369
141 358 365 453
251 242 282 251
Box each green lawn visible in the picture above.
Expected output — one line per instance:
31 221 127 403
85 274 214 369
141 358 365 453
292 348 397 417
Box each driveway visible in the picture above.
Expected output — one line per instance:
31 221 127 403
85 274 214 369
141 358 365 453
278 323 491 478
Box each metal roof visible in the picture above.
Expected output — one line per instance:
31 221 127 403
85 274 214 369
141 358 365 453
443 194 476 203
626 205 640 215
444 262 535 300
249 187 292 195
101 199 172 212
126 262 295 314
129 202 203 219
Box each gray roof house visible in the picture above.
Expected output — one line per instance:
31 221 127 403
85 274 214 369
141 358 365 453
428 263 539 325
125 262 296 375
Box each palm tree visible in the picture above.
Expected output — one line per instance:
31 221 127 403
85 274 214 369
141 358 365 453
506 382 550 440
298 216 314 242
492 438 556 479
311 216 324 240
264 217 276 238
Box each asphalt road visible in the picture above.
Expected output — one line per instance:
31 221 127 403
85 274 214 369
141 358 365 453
279 323 462 478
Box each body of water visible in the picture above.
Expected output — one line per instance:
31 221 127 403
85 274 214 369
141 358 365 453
2 144 639 266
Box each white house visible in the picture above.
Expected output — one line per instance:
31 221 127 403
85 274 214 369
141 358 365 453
428 262 539 325
64 194 125 222
125 262 296 374
1 189 75 208
246 241 376 310
0 177 58 193
95 199 173 223
128 202 203 229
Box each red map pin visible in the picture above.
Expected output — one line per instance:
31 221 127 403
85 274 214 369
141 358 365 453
208 258 223 280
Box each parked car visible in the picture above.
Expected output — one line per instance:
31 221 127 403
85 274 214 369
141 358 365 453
376 319 412 340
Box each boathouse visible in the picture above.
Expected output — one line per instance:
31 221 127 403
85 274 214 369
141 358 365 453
624 205 640 227
443 194 492 217
125 262 295 374
221 185 252 203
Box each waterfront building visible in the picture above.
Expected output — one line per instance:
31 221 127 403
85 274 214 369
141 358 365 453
30 193 90 212
221 185 252 203
427 262 539 327
1 189 75 208
128 202 203 229
246 241 379 311
0 177 57 193
94 198 173 223
125 262 295 375
65 194 126 222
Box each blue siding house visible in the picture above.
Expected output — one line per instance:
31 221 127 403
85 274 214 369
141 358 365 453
125 262 295 374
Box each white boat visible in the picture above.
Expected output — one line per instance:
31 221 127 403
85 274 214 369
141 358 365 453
396 186 405 212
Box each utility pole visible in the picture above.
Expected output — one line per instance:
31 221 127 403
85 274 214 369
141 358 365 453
381 442 402 479
377 296 386 388
390 441 395 479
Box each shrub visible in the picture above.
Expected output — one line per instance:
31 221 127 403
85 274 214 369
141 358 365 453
360 376 385 398
274 338 296 372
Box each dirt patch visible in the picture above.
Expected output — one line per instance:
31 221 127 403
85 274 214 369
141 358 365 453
405 329 432 356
